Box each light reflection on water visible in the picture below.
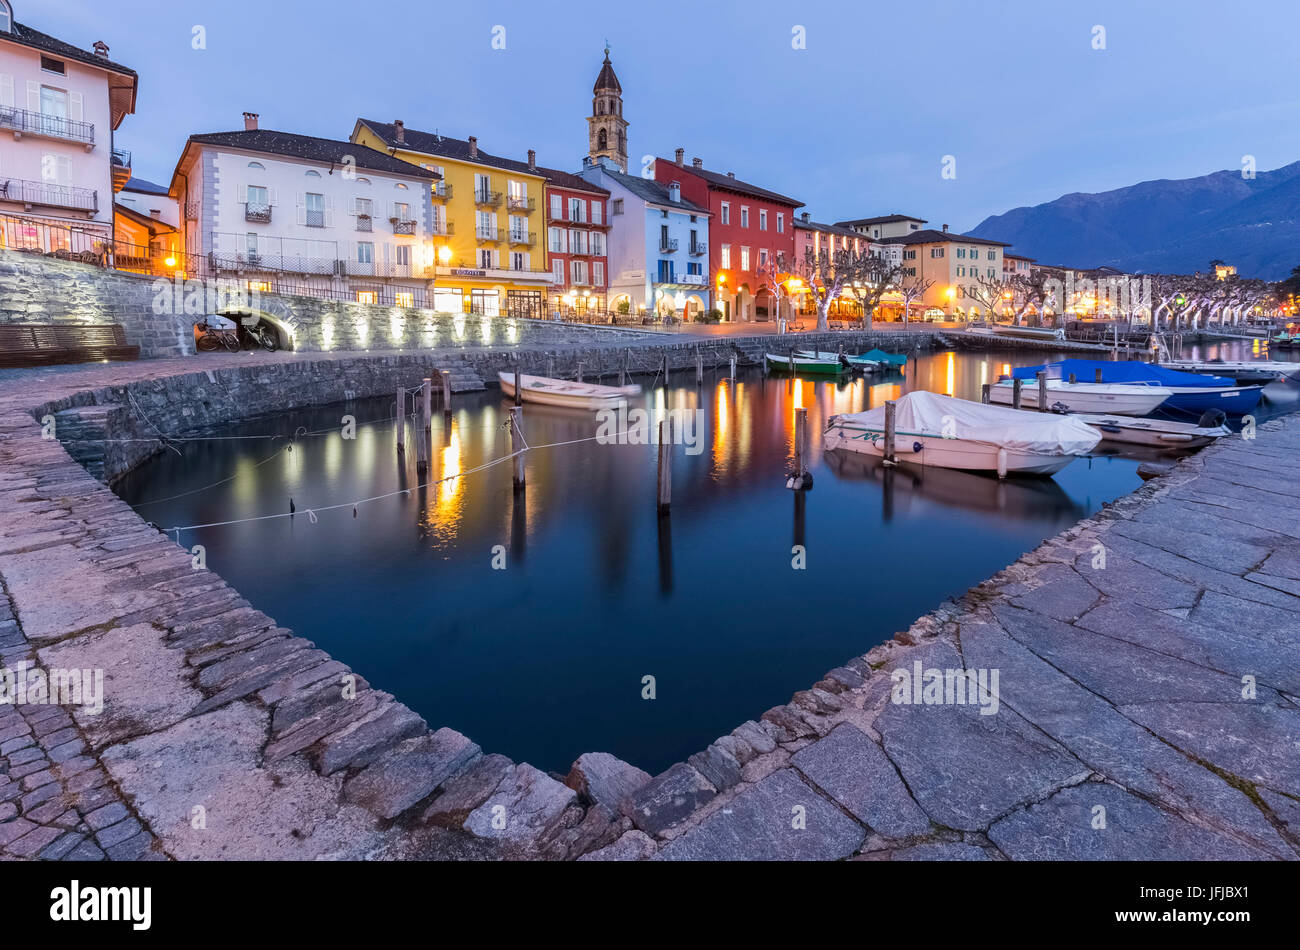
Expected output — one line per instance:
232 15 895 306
115 343 1296 774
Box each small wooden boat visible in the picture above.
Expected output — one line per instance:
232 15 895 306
1161 359 1297 385
1073 412 1231 448
990 379 1172 416
796 350 882 371
862 348 908 367
498 372 640 410
968 325 1066 342
824 391 1100 477
765 352 845 375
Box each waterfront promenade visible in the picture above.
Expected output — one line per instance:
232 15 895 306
0 343 1297 860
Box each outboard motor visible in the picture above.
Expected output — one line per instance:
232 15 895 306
1196 409 1227 430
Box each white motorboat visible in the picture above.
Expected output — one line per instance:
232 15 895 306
1073 412 1231 448
824 391 1101 477
498 372 641 410
1160 359 1298 385
967 325 1066 342
989 378 1171 416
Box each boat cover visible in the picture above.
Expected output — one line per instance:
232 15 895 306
1011 360 1232 388
833 391 1101 456
862 348 908 366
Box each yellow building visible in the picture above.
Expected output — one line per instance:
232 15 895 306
351 119 553 317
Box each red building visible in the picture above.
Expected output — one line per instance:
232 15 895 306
654 148 803 323
540 167 611 319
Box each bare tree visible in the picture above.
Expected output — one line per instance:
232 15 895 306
794 247 851 332
969 271 1011 321
755 251 793 327
898 274 934 325
841 249 906 330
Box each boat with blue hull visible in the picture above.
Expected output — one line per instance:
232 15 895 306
1010 359 1264 415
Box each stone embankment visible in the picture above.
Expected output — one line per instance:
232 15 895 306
2 343 1297 861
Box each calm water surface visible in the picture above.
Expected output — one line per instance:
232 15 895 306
117 343 1298 774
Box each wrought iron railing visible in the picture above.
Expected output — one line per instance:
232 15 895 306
432 182 453 199
474 189 502 206
690 241 707 256
0 178 97 212
244 203 272 223
0 106 95 145
111 147 132 168
430 221 453 236
356 214 372 232
507 230 535 246
391 218 416 235
659 238 678 252
506 195 535 212
476 225 500 242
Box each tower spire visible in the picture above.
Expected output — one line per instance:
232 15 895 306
587 47 628 172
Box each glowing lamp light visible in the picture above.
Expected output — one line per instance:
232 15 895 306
945 287 956 299
164 256 177 268
437 246 452 264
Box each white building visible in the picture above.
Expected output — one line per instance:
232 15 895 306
0 1 136 250
169 114 442 307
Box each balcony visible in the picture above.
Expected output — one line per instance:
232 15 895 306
431 182 453 200
0 177 97 214
476 225 500 242
245 203 273 224
430 221 454 236
391 217 417 235
507 230 536 247
689 241 707 256
659 238 679 253
304 209 325 229
507 195 535 213
357 214 373 232
474 189 502 207
679 273 706 286
110 148 132 193
0 106 95 148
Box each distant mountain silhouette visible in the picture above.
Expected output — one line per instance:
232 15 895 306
967 161 1300 280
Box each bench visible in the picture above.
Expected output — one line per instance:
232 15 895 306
0 323 140 368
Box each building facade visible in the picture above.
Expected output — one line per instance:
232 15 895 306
169 115 441 307
884 228 1011 317
835 213 927 241
587 49 628 173
654 149 802 323
540 167 610 318
579 158 711 319
352 119 553 317
0 2 136 254
114 177 179 274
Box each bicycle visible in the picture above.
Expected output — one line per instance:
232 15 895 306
194 319 240 352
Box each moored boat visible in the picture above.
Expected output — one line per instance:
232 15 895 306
862 348 909 366
824 391 1100 477
1160 359 1297 385
1011 359 1264 414
765 352 845 375
1072 411 1231 449
498 372 641 410
970 325 1066 342
795 350 883 371
989 378 1173 416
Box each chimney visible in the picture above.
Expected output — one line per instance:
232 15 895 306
668 181 681 203
92 41 110 59
527 149 536 171
468 136 478 159
692 157 703 169
942 223 949 233
393 120 405 144
149 209 161 220
727 171 735 179
675 147 684 166
242 112 259 131
801 212 811 222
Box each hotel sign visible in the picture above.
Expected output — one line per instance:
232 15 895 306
449 268 488 277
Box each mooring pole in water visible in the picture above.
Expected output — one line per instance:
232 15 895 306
1012 378 1023 410
1036 370 1048 412
513 365 522 407
510 405 525 492
441 370 452 414
981 383 991 404
576 361 584 384
793 407 808 483
1068 373 1077 384
547 356 556 380
656 419 672 514
730 354 737 382
1095 367 1104 383
422 378 432 433
788 351 795 376
620 349 629 387
695 346 704 385
415 406 429 475
662 354 669 386
883 400 897 467
396 386 406 455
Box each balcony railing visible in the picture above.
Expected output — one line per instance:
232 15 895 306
474 190 502 207
111 147 131 168
659 238 679 253
679 273 706 286
507 230 535 246
245 203 272 224
0 106 95 146
391 218 416 235
305 209 325 228
476 226 500 242
507 195 535 212
357 214 373 232
185 201 200 221
0 177 97 213
432 182 453 200
430 221 454 236
689 241 707 256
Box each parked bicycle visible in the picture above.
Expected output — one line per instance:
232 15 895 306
194 318 239 352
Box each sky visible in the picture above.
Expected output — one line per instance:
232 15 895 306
30 0 1300 232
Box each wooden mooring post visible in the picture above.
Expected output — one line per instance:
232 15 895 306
547 356 556 379
729 354 737 382
656 419 672 513
513 366 522 407
396 386 406 455
422 378 432 432
441 370 452 414
882 400 897 467
576 361 584 384
981 383 991 404
1012 378 1023 410
695 346 704 385
661 354 669 387
510 405 526 492
788 406 813 491
1095 367 1104 383
1036 370 1048 412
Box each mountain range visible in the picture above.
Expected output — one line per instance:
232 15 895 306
967 160 1300 280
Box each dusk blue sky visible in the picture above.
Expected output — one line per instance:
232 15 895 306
35 0 1300 231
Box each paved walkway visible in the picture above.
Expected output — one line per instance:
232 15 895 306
1 349 1297 860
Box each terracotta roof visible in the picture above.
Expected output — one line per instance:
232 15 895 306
356 119 541 178
537 166 609 196
880 229 1012 247
186 129 439 179
659 159 803 207
835 213 927 228
793 216 865 239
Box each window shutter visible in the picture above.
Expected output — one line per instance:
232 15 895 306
26 80 38 112
492 249 499 268
324 196 335 227
296 193 305 226
68 91 83 121
268 188 279 206
0 75 14 108
523 252 530 270
238 184 248 204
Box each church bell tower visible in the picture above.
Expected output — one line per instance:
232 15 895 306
587 47 628 172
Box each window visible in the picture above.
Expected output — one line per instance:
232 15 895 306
720 202 730 225
305 192 325 227
248 161 265 170
687 262 701 276
393 201 410 221
759 248 769 269
904 249 916 260
246 233 258 255
395 182 408 190
988 250 996 260
247 185 269 207
356 177 370 185
396 245 411 267
39 86 67 117
740 206 749 228
657 260 674 283
478 248 496 268
611 198 623 215
930 247 944 258
957 266 965 277
356 291 378 304
552 258 565 283
591 202 602 225
0 1 11 32
591 232 605 256
569 197 585 222
305 170 321 178
510 251 527 271
777 213 784 233
720 244 731 268
593 261 605 286
956 248 965 259
394 291 414 308
759 210 768 231
40 56 65 75
474 173 490 200
740 246 750 270
571 259 588 285
357 242 374 263
570 229 586 254
550 193 562 219
548 227 565 253
355 197 373 231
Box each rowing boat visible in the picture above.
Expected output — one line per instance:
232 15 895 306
765 352 845 375
795 350 883 371
498 372 641 410
1072 412 1231 448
